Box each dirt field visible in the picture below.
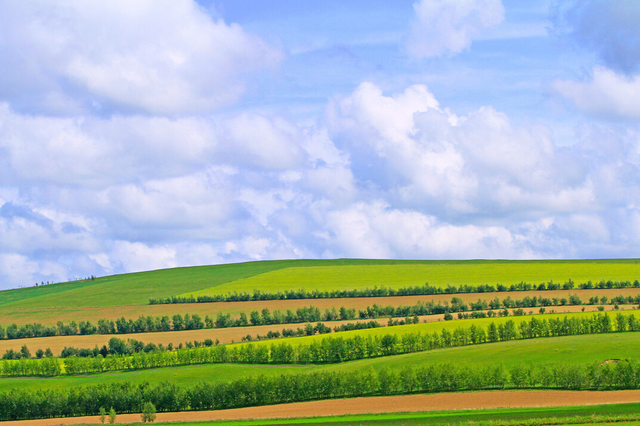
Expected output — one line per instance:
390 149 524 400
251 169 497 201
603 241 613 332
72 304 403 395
0 304 619 355
6 389 640 426
1 288 636 326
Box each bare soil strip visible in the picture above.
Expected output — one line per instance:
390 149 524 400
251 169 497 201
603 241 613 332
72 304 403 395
6 390 640 426
1 288 637 327
0 304 620 355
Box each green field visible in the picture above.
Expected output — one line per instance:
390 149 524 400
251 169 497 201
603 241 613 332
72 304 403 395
2 259 638 311
3 330 640 392
157 403 640 426
185 260 640 298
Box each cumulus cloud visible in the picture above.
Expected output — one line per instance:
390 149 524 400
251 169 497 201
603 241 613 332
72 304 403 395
406 0 504 58
553 67 640 119
323 201 532 259
331 82 590 216
0 0 281 115
550 0 640 75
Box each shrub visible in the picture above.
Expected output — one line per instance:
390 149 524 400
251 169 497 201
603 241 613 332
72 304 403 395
108 408 116 424
141 402 156 423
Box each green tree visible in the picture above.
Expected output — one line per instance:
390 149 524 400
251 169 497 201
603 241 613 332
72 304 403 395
108 407 116 424
20 344 31 359
99 407 107 424
141 401 156 422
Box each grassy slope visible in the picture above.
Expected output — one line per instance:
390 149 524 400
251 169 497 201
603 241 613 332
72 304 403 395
0 259 638 319
0 260 302 309
3 327 640 392
186 260 640 297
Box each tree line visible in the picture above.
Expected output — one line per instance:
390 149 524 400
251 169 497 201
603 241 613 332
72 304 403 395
1 313 637 377
3 359 640 421
4 291 638 341
149 279 640 304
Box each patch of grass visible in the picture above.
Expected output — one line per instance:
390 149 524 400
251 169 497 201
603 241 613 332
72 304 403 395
185 260 640 298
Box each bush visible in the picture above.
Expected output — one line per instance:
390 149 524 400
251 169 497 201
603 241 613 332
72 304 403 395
141 402 156 423
108 408 116 424
99 407 106 424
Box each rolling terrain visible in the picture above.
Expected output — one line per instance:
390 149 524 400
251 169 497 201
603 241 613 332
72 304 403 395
2 258 640 424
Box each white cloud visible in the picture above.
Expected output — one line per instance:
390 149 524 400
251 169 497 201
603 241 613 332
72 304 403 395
0 1 281 115
110 241 178 273
332 82 589 215
553 67 640 119
324 201 533 259
406 0 504 58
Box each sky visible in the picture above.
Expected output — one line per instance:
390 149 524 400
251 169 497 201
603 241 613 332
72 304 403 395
0 0 640 289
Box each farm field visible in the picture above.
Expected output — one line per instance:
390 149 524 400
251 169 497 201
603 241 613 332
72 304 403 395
8 394 640 425
3 259 640 424
4 329 640 392
186 260 640 297
1 259 638 313
0 304 628 355
0 287 635 326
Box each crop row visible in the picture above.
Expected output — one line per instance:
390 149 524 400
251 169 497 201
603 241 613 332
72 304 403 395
4 291 639 340
3 360 640 421
151 279 640 304
0 313 635 377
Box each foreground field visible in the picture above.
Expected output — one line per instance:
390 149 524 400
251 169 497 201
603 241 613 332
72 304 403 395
3 331 640 392
8 392 640 425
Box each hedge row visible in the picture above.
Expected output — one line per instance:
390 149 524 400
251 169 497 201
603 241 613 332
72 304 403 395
149 279 640 304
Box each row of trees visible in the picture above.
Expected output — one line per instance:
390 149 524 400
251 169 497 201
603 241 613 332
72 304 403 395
149 279 640 305
4 291 635 340
0 313 636 377
3 360 640 421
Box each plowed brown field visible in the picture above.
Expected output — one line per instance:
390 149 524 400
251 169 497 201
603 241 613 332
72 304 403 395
5 390 640 426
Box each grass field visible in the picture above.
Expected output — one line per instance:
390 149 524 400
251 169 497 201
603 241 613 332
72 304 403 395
3 328 640 392
186 260 640 298
2 259 638 313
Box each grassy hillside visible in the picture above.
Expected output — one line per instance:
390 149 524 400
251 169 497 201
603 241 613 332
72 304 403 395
3 259 638 312
3 331 639 392
185 260 640 298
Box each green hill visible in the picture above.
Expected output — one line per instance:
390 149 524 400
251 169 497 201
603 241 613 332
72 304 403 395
2 258 639 310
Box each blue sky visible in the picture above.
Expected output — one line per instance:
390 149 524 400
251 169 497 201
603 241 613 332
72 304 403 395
0 0 639 289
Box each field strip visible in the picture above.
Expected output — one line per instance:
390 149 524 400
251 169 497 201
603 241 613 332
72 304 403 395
0 304 618 355
6 390 640 426
3 287 638 327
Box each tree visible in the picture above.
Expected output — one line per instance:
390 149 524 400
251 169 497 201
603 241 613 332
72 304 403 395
108 407 116 424
20 344 31 359
99 407 107 424
141 402 156 422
